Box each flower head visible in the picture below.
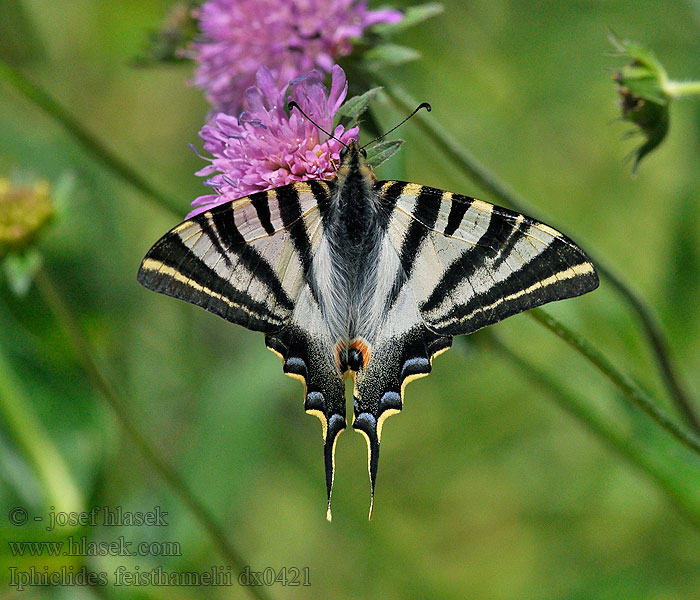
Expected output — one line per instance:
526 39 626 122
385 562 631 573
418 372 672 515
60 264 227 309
0 178 53 258
190 0 402 113
189 64 359 217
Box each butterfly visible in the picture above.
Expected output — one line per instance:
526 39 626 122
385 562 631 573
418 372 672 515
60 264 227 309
137 139 598 520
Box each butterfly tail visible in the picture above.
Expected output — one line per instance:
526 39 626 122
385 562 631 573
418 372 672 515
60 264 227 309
266 326 346 521
352 411 381 519
352 326 452 519
322 413 346 521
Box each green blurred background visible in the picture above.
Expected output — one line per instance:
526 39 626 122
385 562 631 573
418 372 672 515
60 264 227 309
1 0 700 598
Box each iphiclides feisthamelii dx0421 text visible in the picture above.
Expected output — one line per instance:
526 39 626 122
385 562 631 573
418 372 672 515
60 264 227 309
137 104 598 520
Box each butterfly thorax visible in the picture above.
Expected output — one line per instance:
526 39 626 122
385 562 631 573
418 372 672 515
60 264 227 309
335 142 376 243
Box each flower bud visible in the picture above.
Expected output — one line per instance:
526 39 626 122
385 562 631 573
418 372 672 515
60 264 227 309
610 33 670 170
0 178 53 258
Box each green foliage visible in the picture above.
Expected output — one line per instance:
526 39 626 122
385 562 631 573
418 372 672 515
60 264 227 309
1 2 700 600
610 32 700 170
337 86 383 127
362 43 421 69
610 33 671 170
374 2 444 35
365 138 404 168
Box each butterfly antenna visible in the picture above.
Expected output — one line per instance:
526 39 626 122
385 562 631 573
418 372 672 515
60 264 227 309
361 102 432 150
288 101 349 149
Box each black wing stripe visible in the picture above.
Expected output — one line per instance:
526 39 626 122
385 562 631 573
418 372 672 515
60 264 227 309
443 195 471 236
375 181 406 231
204 210 294 311
387 186 443 309
421 206 520 313
490 214 527 271
400 187 443 277
276 185 319 303
430 243 596 334
250 190 276 236
138 236 287 330
190 221 239 316
198 212 234 267
277 186 311 271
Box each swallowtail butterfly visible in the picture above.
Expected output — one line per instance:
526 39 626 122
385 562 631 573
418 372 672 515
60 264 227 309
138 139 598 519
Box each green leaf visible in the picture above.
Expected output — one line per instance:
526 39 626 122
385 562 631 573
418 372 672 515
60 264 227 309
366 139 403 168
373 3 444 35
363 44 421 70
337 87 383 127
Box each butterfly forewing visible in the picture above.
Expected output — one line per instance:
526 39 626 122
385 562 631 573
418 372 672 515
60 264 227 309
137 182 328 332
378 181 598 336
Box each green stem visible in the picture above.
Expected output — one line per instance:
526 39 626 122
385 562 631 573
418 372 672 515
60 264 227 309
33 266 268 600
377 76 700 434
600 262 700 433
0 342 83 512
481 334 700 529
665 79 700 98
0 57 182 216
528 308 700 456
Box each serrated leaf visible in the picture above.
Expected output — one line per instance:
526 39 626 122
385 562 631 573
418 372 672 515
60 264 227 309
373 3 444 35
363 44 421 70
365 139 403 168
337 87 383 127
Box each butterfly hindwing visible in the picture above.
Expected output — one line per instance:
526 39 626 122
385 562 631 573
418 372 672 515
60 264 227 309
265 317 346 521
351 319 451 517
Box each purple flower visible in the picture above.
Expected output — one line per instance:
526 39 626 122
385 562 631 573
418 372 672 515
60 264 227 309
189 64 359 218
190 0 402 113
